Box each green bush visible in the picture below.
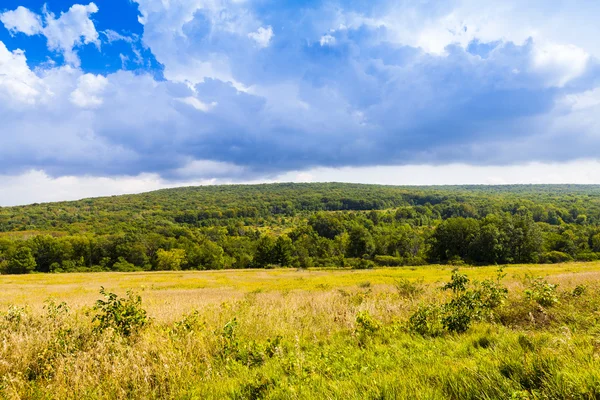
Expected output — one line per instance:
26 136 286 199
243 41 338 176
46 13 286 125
374 255 404 267
540 251 572 264
355 311 381 347
410 269 507 335
408 304 444 337
395 278 424 298
574 252 599 261
92 287 149 337
524 277 559 307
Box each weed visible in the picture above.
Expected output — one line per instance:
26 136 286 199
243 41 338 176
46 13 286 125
394 278 424 298
355 311 381 347
525 277 559 307
92 287 149 337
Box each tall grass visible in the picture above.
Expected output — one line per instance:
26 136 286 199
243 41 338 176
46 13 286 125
1 265 600 399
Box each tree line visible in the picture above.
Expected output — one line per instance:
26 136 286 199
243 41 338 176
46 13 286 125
3 184 600 274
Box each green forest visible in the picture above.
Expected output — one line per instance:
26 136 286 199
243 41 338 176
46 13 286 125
2 183 600 274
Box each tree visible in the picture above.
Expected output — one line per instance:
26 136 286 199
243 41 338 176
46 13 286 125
429 218 479 262
347 225 375 258
469 216 504 264
29 235 62 273
273 235 294 266
309 212 344 239
6 246 37 274
156 248 186 271
254 235 276 267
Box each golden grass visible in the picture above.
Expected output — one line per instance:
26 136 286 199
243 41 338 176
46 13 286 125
2 262 600 399
1 262 599 318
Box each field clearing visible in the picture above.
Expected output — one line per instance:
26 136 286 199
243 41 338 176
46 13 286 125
2 262 600 316
2 262 600 399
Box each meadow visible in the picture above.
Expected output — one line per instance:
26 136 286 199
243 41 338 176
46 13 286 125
2 263 600 399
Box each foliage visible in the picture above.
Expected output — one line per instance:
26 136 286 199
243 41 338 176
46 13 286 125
355 311 381 347
2 265 600 398
524 277 559 307
395 278 425 298
409 269 508 335
92 287 148 337
408 303 445 337
3 183 600 274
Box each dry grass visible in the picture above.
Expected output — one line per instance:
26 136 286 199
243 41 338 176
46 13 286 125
2 262 598 317
1 263 600 399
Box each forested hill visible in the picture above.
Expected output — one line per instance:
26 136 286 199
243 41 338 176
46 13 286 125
2 183 600 274
4 183 600 233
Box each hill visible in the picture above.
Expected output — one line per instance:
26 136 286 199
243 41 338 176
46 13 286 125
2 183 600 273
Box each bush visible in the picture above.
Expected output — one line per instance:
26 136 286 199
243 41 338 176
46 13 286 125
92 287 148 337
395 278 425 298
524 277 559 307
408 304 444 337
409 269 508 335
575 252 599 262
355 311 381 347
112 257 142 272
374 255 404 267
540 251 572 264
345 258 375 269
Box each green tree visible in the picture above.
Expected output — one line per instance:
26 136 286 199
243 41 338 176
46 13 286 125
309 212 344 239
273 235 294 266
347 225 375 258
6 246 37 274
429 218 479 262
254 235 276 267
156 248 186 271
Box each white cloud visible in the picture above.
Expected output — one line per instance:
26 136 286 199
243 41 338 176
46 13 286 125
531 43 590 87
43 3 100 66
0 42 45 105
276 160 600 186
102 29 134 43
247 26 273 48
70 73 108 108
319 34 336 46
174 159 245 178
0 170 173 206
0 6 43 36
0 3 100 67
177 96 217 112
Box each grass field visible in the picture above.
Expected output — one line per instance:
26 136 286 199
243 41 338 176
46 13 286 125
2 263 600 399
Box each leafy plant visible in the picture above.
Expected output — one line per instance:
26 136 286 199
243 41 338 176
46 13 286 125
92 287 148 337
395 278 424 299
408 304 444 337
355 311 381 347
524 277 559 307
410 269 507 335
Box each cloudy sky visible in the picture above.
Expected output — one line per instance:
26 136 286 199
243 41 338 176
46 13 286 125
1 0 600 205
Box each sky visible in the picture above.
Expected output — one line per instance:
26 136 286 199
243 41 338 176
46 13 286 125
1 0 600 205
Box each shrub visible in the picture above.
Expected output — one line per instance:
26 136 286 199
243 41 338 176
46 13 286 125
112 257 141 272
347 258 375 270
2 305 27 327
574 252 599 262
408 304 444 337
410 269 508 335
571 284 586 297
374 255 403 267
441 269 507 333
355 311 381 347
524 277 559 307
92 287 148 337
540 251 572 264
44 299 70 321
395 278 425 299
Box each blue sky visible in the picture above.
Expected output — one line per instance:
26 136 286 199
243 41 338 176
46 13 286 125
1 0 600 205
